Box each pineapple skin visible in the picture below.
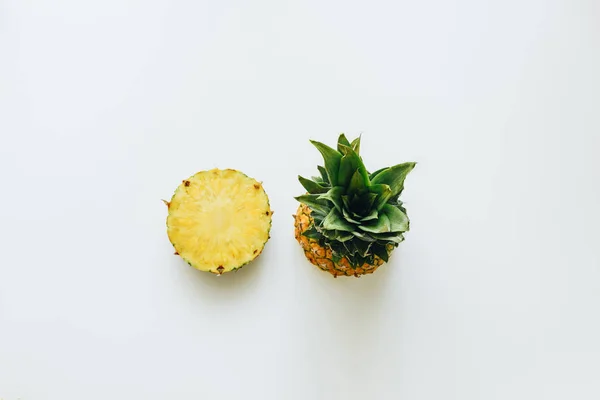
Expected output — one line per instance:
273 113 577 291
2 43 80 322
293 204 389 277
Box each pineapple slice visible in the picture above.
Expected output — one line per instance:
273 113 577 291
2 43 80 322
166 169 272 274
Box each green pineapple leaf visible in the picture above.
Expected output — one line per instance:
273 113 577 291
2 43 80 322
341 194 352 211
342 207 361 224
338 147 370 191
358 213 391 233
359 209 379 222
298 176 329 194
369 184 393 211
295 194 331 216
382 204 409 232
349 192 378 216
351 135 361 155
302 226 322 240
317 186 345 213
370 162 416 196
337 133 351 153
358 192 378 212
348 169 368 195
369 232 405 243
354 239 373 257
322 229 352 242
342 240 359 255
352 230 377 242
371 243 389 262
338 146 361 187
337 231 355 242
369 167 387 181
317 165 330 184
310 140 342 186
331 252 342 263
312 213 325 227
322 208 355 232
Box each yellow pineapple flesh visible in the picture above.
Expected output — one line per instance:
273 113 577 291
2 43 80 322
166 169 272 274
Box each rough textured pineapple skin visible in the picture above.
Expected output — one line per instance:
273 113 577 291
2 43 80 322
293 204 389 277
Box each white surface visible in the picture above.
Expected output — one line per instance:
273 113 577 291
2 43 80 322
1 0 599 398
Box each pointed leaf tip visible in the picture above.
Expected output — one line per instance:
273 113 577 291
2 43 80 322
310 140 342 186
372 244 389 262
298 175 328 194
351 134 361 154
295 194 331 215
370 162 416 197
337 134 351 153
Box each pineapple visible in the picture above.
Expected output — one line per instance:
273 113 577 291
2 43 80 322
166 168 272 274
293 134 415 277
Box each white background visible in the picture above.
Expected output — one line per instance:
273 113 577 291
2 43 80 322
1 0 599 399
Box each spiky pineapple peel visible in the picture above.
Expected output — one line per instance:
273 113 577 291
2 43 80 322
294 134 416 276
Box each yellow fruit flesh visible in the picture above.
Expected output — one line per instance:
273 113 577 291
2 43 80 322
293 204 387 277
167 169 272 274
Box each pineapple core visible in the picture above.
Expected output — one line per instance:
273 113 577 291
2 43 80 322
167 169 272 274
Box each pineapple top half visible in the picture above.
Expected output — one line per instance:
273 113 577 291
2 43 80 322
296 134 416 268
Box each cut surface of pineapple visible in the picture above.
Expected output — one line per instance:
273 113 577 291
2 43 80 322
166 169 272 274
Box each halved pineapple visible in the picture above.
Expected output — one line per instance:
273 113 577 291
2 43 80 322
166 169 272 274
294 134 415 277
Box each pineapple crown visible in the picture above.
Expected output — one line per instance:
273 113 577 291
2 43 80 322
296 134 416 267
